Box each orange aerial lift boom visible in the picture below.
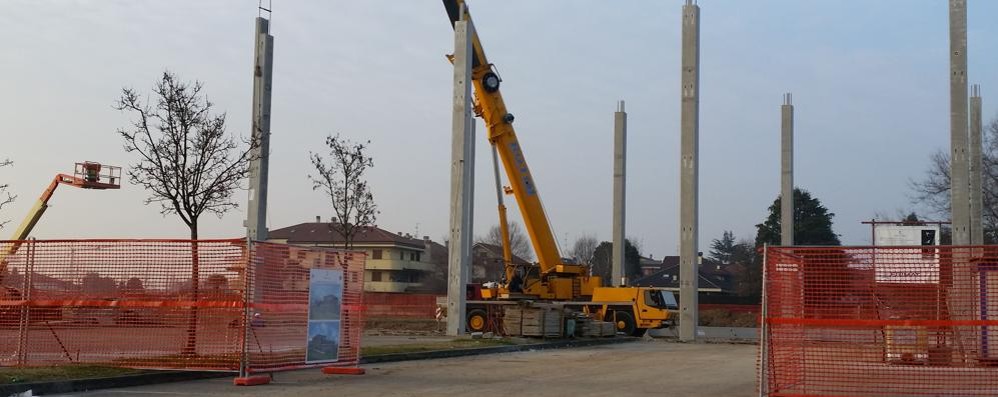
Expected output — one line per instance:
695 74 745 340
0 162 121 283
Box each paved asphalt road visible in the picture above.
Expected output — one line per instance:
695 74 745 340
49 340 757 397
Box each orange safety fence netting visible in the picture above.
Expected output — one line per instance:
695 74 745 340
761 246 998 397
363 292 441 319
243 241 365 373
0 239 365 373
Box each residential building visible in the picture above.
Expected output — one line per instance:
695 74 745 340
267 219 434 293
631 256 736 298
471 242 529 283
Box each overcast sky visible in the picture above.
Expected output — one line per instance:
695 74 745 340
1 1 996 259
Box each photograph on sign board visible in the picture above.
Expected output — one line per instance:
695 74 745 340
308 278 343 320
306 268 344 363
306 320 341 363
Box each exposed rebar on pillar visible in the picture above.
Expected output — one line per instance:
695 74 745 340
446 10 474 336
612 100 627 286
246 16 274 242
781 93 794 247
679 0 700 342
970 84 983 245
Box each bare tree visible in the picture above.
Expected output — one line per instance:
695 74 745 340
480 222 534 261
0 159 14 229
115 71 255 356
568 233 599 265
910 116 998 242
116 71 255 239
309 134 378 249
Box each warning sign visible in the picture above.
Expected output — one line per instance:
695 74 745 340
873 224 939 284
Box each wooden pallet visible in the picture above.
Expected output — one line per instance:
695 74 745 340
504 306 564 337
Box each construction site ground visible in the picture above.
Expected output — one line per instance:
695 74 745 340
47 339 757 397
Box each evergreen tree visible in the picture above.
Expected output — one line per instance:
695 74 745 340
755 188 841 247
709 230 737 264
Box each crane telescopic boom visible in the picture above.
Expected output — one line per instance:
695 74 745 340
443 0 580 278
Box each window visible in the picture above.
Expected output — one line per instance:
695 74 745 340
399 251 404 260
372 249 383 260
371 271 382 282
415 253 421 262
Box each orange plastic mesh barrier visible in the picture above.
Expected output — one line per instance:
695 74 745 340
0 239 248 370
0 239 365 374
243 241 365 373
761 246 998 397
363 292 440 319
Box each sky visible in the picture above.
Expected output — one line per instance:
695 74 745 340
1 1 996 259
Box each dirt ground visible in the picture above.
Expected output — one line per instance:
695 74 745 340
47 340 758 397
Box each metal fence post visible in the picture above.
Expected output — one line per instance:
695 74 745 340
239 238 253 378
15 239 36 366
758 243 769 397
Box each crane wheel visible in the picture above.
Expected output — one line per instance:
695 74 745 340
606 310 637 336
467 309 488 333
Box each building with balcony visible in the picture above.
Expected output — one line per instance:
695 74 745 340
267 219 433 293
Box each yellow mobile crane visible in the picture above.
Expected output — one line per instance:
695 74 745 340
443 1 676 336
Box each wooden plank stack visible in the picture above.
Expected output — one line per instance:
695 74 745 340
503 306 523 336
503 306 564 337
579 319 617 337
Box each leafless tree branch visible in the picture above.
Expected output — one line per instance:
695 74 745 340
479 222 534 262
114 71 257 237
309 134 378 249
910 114 998 242
0 158 15 229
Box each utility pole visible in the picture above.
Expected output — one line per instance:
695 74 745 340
970 84 983 245
949 0 969 246
679 0 700 342
447 8 474 336
246 14 274 242
612 100 627 286
781 93 794 247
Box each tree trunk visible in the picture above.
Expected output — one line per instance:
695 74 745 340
183 224 200 356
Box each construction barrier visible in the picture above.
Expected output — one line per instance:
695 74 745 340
0 239 365 376
760 246 998 397
243 241 365 374
363 292 441 319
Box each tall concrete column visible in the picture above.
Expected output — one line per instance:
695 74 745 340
612 101 627 286
246 16 274 242
780 93 794 247
464 121 476 285
679 0 700 342
970 84 983 245
950 0 970 245
446 15 474 336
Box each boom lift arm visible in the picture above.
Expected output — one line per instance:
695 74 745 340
0 163 120 284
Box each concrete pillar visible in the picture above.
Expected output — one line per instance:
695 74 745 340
950 0 970 245
446 15 474 336
679 0 700 342
612 101 627 286
970 84 983 245
948 1 976 352
780 93 794 247
246 17 274 242
465 121 476 285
